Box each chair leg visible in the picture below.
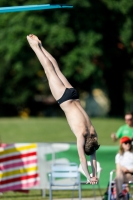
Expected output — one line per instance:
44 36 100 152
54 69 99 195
71 185 81 200
97 182 104 199
71 186 74 200
79 184 82 200
108 182 112 200
92 184 103 200
92 185 96 200
49 185 52 200
41 189 46 197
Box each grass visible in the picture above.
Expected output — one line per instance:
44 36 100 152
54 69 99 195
0 117 124 199
0 117 123 145
0 189 107 200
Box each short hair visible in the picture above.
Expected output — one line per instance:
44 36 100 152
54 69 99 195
84 135 100 155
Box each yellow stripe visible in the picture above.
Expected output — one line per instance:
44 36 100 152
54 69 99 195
0 166 38 179
0 144 37 156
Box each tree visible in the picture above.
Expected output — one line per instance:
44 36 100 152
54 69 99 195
0 0 133 116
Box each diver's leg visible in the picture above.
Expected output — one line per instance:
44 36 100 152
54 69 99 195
29 34 73 88
27 34 66 100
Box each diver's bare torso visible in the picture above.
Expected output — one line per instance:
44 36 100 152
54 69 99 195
59 99 96 138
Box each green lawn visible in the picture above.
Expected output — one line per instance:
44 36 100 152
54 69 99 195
0 117 124 199
0 189 106 200
0 117 123 145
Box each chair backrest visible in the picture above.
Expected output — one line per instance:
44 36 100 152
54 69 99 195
78 161 102 179
51 162 79 178
49 162 80 186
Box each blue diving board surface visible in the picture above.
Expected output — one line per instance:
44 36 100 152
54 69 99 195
0 4 73 13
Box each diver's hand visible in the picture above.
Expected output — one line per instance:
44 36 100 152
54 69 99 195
86 177 98 185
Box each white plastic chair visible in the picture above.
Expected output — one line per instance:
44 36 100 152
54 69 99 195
49 162 81 200
108 170 116 200
108 170 132 200
78 161 102 200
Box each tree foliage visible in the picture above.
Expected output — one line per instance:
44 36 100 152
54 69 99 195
0 0 133 116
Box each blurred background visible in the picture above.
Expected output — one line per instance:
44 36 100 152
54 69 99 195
0 0 133 118
0 1 133 198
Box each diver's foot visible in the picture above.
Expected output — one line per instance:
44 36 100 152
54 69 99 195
26 34 41 49
29 34 41 44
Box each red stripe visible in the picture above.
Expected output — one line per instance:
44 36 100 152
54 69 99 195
0 180 40 192
0 173 39 185
0 152 36 162
0 159 37 170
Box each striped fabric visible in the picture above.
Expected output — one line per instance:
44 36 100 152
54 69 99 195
0 143 40 192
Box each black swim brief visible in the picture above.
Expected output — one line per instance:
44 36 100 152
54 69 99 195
57 88 79 105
